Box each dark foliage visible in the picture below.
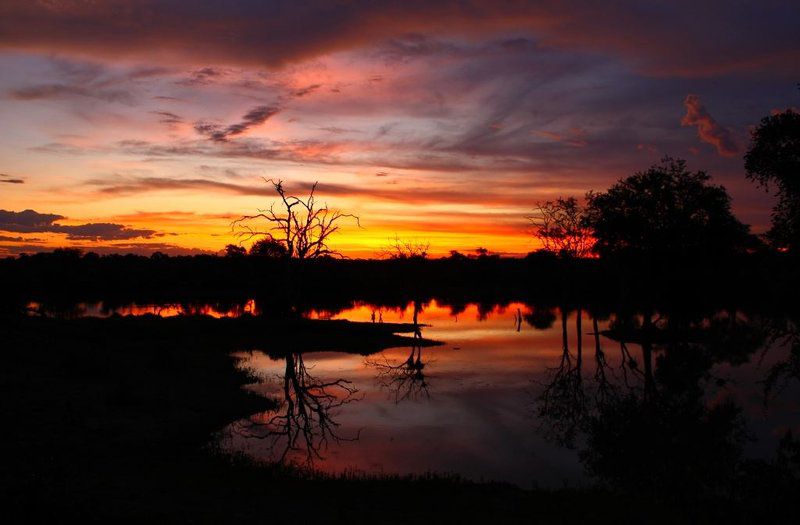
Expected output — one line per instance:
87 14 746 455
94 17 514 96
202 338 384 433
585 157 751 260
249 237 289 258
745 109 800 251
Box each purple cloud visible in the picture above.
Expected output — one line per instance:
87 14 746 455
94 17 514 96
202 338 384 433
0 209 157 241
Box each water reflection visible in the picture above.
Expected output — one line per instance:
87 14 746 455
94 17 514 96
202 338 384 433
23 296 800 489
762 314 800 404
26 299 257 318
365 300 431 403
532 307 800 500
224 300 798 489
233 351 360 463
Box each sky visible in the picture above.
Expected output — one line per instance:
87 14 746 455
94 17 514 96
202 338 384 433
1 1 798 258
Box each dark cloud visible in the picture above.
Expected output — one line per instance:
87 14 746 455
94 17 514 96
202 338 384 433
176 67 225 87
85 176 572 208
1 173 25 184
0 235 40 242
0 209 157 240
8 83 134 104
194 105 281 141
0 242 211 257
292 84 322 97
0 1 797 76
151 110 183 124
57 223 158 241
681 94 739 157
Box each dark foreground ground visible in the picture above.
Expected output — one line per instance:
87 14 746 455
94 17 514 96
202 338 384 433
2 313 798 524
3 253 800 522
0 315 619 524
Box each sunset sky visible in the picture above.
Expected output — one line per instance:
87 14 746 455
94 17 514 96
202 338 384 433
1 1 798 257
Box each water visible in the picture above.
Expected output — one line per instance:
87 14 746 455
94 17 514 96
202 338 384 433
25 299 257 318
222 301 797 488
27 298 800 488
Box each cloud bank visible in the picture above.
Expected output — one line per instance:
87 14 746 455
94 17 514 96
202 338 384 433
1 1 798 76
0 209 157 241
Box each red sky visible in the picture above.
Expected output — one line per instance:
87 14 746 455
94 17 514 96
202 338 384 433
1 1 798 257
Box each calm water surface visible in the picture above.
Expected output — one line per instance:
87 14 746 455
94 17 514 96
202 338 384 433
216 301 799 488
28 298 798 487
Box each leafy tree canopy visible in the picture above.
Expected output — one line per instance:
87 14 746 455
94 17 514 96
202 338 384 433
585 157 749 258
745 109 800 251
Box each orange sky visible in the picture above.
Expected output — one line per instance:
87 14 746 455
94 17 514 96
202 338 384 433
1 1 797 257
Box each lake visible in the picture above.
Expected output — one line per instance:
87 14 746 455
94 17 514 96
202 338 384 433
25 298 799 488
189 300 798 489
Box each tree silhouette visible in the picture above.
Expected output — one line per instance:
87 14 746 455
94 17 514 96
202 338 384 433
224 243 246 257
761 314 800 404
532 307 774 503
233 179 359 259
379 235 430 260
249 237 288 258
527 197 594 258
745 109 800 251
585 157 749 258
534 307 588 447
235 352 360 463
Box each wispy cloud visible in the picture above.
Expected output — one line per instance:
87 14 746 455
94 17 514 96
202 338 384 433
8 83 135 105
1 173 25 184
85 176 562 208
151 110 183 125
0 235 41 242
681 94 739 157
194 105 281 141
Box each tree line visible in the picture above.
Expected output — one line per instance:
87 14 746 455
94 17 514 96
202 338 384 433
227 109 798 263
530 109 798 261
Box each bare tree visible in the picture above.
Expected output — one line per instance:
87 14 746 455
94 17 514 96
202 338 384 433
232 179 359 259
234 352 360 463
379 235 430 260
527 196 594 258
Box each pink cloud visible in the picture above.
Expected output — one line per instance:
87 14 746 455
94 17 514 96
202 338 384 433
680 94 739 157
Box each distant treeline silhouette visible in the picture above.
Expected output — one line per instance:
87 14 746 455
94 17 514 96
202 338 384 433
2 247 798 318
2 109 798 317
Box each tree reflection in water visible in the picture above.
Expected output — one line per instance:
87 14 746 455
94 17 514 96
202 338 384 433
365 300 431 402
234 351 360 464
533 306 800 502
762 314 800 405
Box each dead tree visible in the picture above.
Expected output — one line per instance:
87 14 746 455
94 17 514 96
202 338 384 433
232 179 359 259
234 352 360 463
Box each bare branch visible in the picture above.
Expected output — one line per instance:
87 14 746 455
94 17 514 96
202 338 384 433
232 179 360 259
527 197 594 258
